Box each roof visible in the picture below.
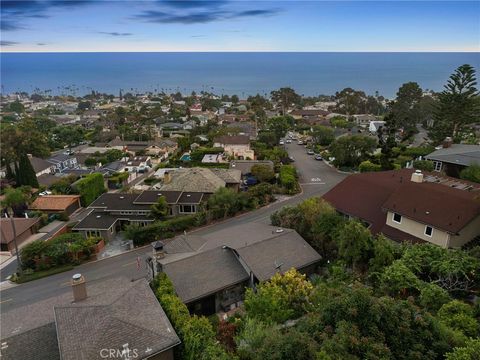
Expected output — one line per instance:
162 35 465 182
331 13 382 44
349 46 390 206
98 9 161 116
133 190 182 204
89 193 152 211
382 180 480 234
323 169 480 242
162 247 249 303
229 160 274 175
73 210 152 230
159 167 229 193
0 278 180 360
213 135 250 145
177 192 204 204
54 280 180 360
210 168 242 184
0 217 40 244
37 173 63 187
29 156 53 173
234 230 321 282
425 144 480 167
160 223 321 302
30 195 80 211
290 109 330 117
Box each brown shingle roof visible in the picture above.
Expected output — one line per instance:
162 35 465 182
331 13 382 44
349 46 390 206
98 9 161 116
30 195 80 212
213 135 250 145
0 217 40 244
323 169 480 241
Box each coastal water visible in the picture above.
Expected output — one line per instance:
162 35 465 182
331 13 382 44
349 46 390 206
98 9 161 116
1 52 479 98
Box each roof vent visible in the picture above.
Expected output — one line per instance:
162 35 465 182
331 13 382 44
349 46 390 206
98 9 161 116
157 193 162 196
96 215 101 218
275 228 284 233
187 194 191 197
119 196 125 199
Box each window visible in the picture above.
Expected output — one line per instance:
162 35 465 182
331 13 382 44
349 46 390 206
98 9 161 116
392 212 402 224
434 161 442 172
425 226 433 237
179 205 196 214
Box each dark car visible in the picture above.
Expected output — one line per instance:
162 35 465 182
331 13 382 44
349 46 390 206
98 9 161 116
314 154 323 161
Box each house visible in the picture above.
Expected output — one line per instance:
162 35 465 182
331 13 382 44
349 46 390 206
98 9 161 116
213 135 254 159
106 138 178 156
425 142 480 177
149 223 321 315
229 160 274 176
323 169 480 248
352 114 378 126
0 276 180 360
29 195 81 216
369 120 386 134
47 153 79 173
0 155 53 179
73 190 206 240
158 167 241 193
0 217 41 253
290 109 330 120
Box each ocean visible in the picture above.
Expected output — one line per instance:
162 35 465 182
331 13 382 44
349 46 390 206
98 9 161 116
1 52 479 98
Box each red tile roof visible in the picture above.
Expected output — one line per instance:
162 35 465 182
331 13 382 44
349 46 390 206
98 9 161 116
30 195 80 211
0 217 40 244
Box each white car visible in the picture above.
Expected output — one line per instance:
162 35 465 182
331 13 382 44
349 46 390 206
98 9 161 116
279 140 285 145
286 139 292 144
39 190 52 196
298 140 303 145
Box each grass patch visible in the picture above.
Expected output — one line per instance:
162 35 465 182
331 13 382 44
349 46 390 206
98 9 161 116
14 265 75 284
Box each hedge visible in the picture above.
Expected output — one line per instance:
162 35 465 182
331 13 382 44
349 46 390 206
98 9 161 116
151 273 231 360
413 160 434 172
279 165 299 194
359 160 382 173
74 173 106 206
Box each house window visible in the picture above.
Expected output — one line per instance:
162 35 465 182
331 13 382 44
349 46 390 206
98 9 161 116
434 161 442 172
179 205 196 214
392 212 402 224
425 226 433 237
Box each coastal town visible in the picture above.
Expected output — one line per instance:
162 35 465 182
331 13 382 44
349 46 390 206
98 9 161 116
1 61 479 360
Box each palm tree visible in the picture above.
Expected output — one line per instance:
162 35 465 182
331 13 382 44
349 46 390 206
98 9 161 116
2 188 28 271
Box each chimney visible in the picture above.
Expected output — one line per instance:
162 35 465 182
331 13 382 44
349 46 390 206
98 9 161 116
163 171 171 184
71 273 87 302
443 137 453 148
152 241 165 259
411 170 424 183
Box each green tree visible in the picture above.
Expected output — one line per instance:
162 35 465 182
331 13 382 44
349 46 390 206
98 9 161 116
334 87 366 115
329 135 377 168
8 100 25 113
74 173 106 206
358 160 381 172
438 300 479 338
380 260 420 297
150 196 168 220
17 153 39 187
207 187 248 219
445 338 480 360
418 283 451 313
430 64 479 142
311 125 335 146
250 164 275 183
391 82 423 134
334 221 373 270
270 87 301 115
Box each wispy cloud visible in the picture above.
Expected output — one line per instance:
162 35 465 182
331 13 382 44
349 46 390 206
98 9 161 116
98 31 133 37
0 41 19 46
191 34 206 38
159 1 228 9
134 7 281 25
37 42 48 46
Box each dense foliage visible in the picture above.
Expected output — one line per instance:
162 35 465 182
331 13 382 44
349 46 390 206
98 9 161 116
74 173 106 206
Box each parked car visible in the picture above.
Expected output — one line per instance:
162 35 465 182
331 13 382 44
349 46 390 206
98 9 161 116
289 156 295 162
307 149 315 155
314 154 323 161
298 141 304 145
279 140 285 145
39 190 52 196
286 139 292 144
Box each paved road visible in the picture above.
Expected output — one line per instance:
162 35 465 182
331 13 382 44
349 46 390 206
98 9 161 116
0 143 346 313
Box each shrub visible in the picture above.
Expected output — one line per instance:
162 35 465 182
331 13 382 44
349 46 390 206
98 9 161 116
358 160 381 172
74 173 106 206
460 164 480 183
413 160 434 172
279 165 299 194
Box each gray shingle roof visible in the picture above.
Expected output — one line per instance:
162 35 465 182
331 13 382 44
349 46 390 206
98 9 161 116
73 210 152 230
229 160 274 175
159 168 227 193
54 279 180 360
90 193 152 211
425 144 480 167
162 247 249 303
133 190 183 204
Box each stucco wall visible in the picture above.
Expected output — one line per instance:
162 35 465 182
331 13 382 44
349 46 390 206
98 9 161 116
386 211 450 248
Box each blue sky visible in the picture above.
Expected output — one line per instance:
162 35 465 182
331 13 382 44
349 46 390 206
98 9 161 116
1 0 479 52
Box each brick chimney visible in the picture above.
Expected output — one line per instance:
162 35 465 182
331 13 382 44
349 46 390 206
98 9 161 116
71 273 87 302
443 137 453 148
411 170 424 183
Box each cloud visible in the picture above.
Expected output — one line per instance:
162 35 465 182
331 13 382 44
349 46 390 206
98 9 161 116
191 34 206 38
0 41 19 46
159 1 227 9
98 31 133 36
134 6 281 25
1 20 25 31
37 42 47 46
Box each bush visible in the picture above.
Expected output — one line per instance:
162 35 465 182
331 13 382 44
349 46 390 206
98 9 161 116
74 173 106 206
413 160 434 172
358 160 381 172
460 164 480 183
279 165 299 194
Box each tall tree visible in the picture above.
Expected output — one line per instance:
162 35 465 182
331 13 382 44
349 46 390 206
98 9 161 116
270 87 301 115
391 82 423 135
2 188 29 270
430 64 479 142
17 153 39 188
377 112 397 170
334 87 367 115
